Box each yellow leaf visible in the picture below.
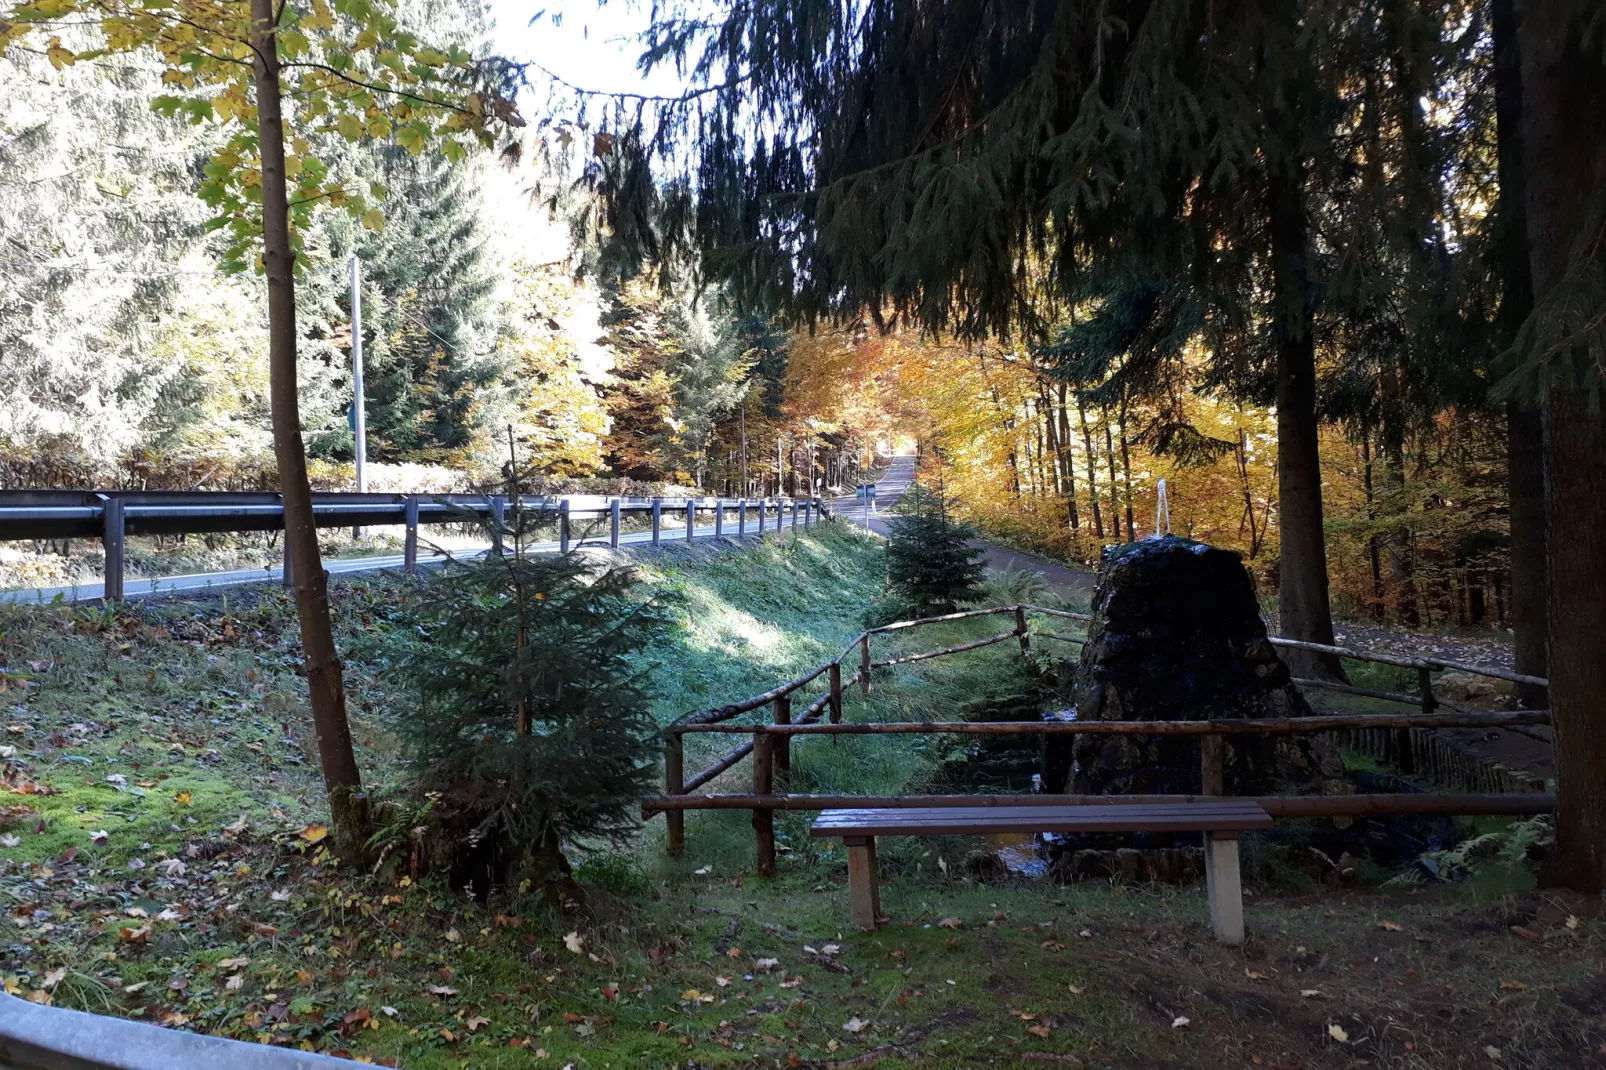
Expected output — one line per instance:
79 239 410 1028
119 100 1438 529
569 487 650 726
1328 1023 1349 1043
360 208 384 232
174 791 191 805
45 37 75 70
1498 980 1528 991
1376 920 1403 932
336 113 364 139
297 823 328 844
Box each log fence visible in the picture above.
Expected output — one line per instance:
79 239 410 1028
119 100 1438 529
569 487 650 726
658 603 1554 872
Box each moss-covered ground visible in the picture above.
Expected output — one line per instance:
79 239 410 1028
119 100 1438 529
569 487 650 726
0 522 1600 1069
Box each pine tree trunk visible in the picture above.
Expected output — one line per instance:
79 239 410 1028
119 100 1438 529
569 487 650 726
249 0 367 860
1518 0 1606 892
1360 430 1386 623
1118 400 1135 541
1379 377 1419 627
1057 382 1079 532
1492 0 1549 708
1103 413 1120 543
1266 162 1344 680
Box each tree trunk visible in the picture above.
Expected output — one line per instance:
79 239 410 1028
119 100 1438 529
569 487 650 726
1519 0 1606 892
1079 396 1104 539
1056 382 1079 532
250 0 367 860
1360 430 1386 623
1118 399 1135 541
739 402 749 495
1266 161 1344 680
1379 370 1419 627
1103 411 1120 543
1492 0 1549 708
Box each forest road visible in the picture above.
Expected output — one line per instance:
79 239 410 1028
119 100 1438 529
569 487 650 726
830 454 1095 601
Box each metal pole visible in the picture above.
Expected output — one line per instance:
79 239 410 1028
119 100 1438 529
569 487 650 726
610 498 621 549
349 256 367 538
686 497 696 541
738 499 747 537
99 496 124 603
559 500 571 553
758 498 766 534
715 498 725 537
652 497 663 545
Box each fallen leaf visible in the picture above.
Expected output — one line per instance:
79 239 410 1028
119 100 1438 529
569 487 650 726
270 889 290 902
1172 1016 1190 1029
253 924 279 937
1498 980 1528 991
89 829 109 846
466 1016 490 1032
215 957 250 970
563 931 585 954
122 981 149 993
42 966 67 989
1300 989 1321 998
118 925 150 945
297 823 327 844
1484 1045 1502 1060
0 835 18 848
225 974 245 992
222 815 248 836
1509 925 1541 942
821 943 842 955
428 985 458 997
1328 1023 1349 1044
726 946 743 958
1245 969 1267 981
1377 920 1403 932
754 957 781 972
714 975 731 987
1067 983 1086 995
1027 1024 1052 1039
1564 915 1579 931
843 1016 868 1033
160 858 185 876
936 917 962 929
444 928 461 944
173 791 192 806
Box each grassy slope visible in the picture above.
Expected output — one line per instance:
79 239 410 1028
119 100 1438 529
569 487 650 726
0 523 1600 1069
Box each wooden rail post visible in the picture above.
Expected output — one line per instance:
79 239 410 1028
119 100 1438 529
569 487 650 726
757 498 767 534
860 634 872 696
651 497 663 546
1201 733 1225 796
752 729 776 877
610 498 621 548
738 499 747 536
1014 605 1031 655
829 661 843 723
665 732 685 857
804 499 813 528
559 500 571 553
773 694 792 786
686 498 697 541
715 498 725 537
99 496 124 603
1402 667 1436 775
403 496 420 574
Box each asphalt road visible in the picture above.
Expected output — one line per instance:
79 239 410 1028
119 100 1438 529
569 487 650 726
3 455 1092 604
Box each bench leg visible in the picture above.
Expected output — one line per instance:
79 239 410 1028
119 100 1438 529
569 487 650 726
844 836 881 930
1204 831 1244 946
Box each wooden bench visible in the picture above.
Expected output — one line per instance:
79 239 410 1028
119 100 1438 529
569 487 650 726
810 801 1273 944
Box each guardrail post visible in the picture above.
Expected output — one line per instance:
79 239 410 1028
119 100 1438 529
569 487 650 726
757 498 766 534
738 499 748 536
665 731 685 857
715 498 725 537
686 497 696 541
860 633 872 696
1402 667 1435 775
651 497 663 546
610 498 621 548
792 499 800 530
803 499 813 528
773 694 791 786
752 728 776 877
99 495 124 602
490 495 506 555
403 496 420 574
559 500 572 553
829 661 843 723
1014 605 1031 655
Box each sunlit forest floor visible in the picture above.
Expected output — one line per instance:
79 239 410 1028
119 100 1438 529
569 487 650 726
0 524 1596 1069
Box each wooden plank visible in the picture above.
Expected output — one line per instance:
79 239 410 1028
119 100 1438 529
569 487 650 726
845 837 880 930
643 792 1554 818
752 732 775 877
1204 833 1244 945
664 735 685 857
810 801 1272 837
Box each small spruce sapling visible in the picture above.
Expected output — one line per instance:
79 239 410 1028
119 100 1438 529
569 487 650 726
400 488 672 902
884 480 987 617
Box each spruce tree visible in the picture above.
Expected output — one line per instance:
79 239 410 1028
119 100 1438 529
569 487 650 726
399 504 673 897
885 481 987 617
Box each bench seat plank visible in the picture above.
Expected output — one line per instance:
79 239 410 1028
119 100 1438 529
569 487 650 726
811 801 1271 838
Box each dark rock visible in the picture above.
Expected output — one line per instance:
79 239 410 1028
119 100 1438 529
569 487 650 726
1044 536 1346 797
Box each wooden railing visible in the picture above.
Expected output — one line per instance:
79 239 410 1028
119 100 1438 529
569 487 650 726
654 604 1553 872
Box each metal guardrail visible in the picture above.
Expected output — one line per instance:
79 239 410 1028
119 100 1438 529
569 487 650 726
0 991 362 1068
0 491 828 600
